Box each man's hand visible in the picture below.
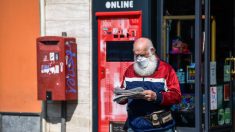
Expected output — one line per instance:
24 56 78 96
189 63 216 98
143 90 157 101
116 97 128 105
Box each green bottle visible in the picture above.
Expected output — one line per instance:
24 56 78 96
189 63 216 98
218 109 224 125
224 108 231 124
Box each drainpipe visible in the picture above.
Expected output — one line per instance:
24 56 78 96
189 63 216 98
0 113 2 132
61 101 67 132
61 32 67 132
40 1 46 132
40 0 46 36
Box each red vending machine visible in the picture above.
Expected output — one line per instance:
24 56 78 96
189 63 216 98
37 36 77 100
96 11 142 132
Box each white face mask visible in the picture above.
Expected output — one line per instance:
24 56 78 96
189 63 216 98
136 56 149 69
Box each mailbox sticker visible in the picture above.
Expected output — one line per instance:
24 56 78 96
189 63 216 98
54 65 59 73
55 53 59 61
60 62 64 72
43 55 49 62
50 52 55 61
41 64 60 74
41 65 49 73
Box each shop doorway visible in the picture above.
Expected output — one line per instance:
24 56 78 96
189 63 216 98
162 0 234 131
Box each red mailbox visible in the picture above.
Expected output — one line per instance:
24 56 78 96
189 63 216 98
37 36 77 100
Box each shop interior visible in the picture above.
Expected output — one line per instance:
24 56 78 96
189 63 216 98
155 0 235 131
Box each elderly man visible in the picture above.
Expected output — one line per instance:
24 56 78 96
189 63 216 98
119 37 181 132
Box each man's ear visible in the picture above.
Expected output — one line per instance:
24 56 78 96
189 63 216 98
150 47 156 54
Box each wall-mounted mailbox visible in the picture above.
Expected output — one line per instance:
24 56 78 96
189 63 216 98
37 36 77 100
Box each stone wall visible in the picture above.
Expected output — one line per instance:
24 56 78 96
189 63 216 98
42 0 92 131
1 115 40 132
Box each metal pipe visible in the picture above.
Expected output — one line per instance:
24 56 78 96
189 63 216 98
40 1 46 132
211 19 216 61
195 0 203 131
162 19 167 61
0 113 2 132
61 32 67 132
164 15 196 20
61 101 67 132
204 0 211 131
177 20 181 37
164 15 207 20
157 0 164 59
43 101 48 132
166 20 171 62
163 15 209 20
40 0 46 36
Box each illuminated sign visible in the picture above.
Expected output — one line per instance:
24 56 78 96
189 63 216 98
105 1 134 9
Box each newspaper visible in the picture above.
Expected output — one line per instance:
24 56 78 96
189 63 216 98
113 87 145 103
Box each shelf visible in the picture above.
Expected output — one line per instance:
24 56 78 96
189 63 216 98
173 110 194 113
169 51 192 55
210 124 233 132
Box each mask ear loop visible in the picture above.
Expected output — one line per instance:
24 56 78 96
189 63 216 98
134 54 137 61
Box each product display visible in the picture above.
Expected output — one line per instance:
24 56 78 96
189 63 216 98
218 108 225 125
224 84 230 101
176 68 185 84
186 64 195 83
217 85 223 109
171 38 191 54
172 94 194 112
224 108 231 124
165 16 233 129
224 65 231 82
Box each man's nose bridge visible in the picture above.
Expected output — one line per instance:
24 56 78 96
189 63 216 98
134 50 141 55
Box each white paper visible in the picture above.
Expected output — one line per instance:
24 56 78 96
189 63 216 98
210 86 217 110
210 62 217 85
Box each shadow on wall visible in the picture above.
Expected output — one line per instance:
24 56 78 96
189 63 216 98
42 101 77 123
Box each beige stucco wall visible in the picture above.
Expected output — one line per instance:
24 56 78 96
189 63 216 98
41 0 92 131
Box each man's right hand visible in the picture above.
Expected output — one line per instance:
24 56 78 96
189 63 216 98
143 90 157 101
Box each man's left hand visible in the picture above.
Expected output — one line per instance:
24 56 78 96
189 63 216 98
143 90 157 101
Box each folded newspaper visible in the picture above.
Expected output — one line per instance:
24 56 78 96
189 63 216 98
113 87 145 103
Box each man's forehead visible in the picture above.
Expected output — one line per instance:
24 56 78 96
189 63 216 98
134 37 149 45
133 43 148 51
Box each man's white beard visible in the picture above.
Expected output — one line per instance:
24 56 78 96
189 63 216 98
134 55 158 76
